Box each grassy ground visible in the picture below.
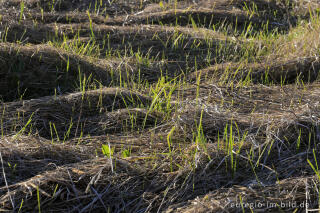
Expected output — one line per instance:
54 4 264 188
1 0 320 212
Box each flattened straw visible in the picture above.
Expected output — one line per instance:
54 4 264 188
90 186 108 212
0 151 14 209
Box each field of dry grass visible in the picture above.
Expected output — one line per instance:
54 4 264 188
1 0 320 212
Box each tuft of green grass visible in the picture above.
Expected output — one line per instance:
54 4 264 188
19 1 24 24
13 112 34 140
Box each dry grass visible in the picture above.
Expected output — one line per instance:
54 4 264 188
0 42 117 100
1 0 320 212
190 56 320 84
165 176 319 212
1 88 155 138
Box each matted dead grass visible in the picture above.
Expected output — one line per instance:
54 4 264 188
190 56 320 84
1 21 240 85
1 0 320 212
1 84 320 212
176 83 320 149
3 0 150 15
2 0 319 28
119 8 265 29
111 0 312 32
0 135 95 186
165 176 319 213
0 87 157 138
3 120 318 212
0 42 133 101
0 157 154 212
